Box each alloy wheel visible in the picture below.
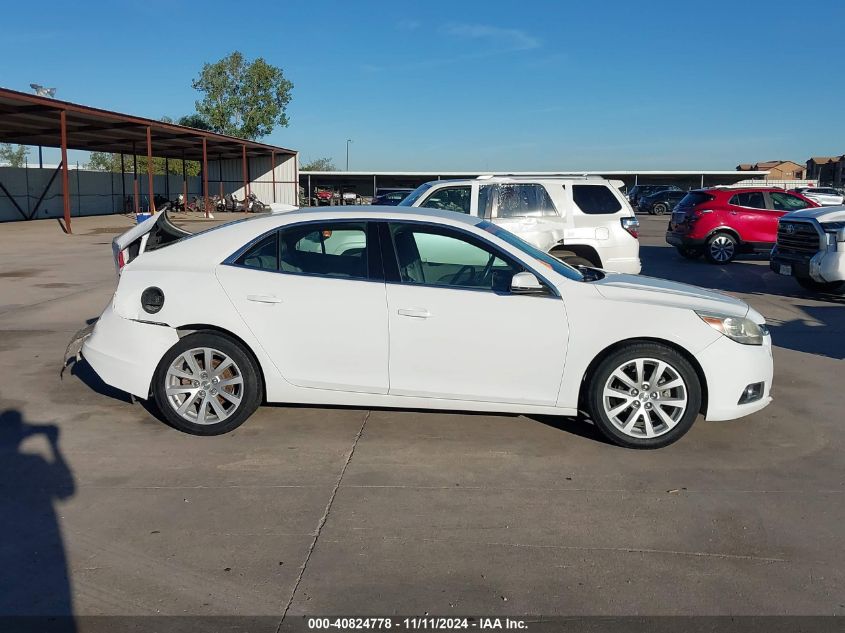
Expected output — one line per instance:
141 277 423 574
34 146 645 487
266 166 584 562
601 357 688 439
709 235 735 262
164 347 244 425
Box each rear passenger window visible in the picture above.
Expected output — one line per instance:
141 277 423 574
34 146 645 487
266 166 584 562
236 233 278 271
421 186 471 214
495 184 557 218
572 185 622 214
729 192 766 209
279 223 368 279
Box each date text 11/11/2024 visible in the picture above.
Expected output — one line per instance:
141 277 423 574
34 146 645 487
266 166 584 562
306 617 528 630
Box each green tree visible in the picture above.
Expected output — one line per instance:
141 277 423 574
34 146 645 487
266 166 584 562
177 113 212 131
0 143 29 167
192 51 293 139
86 151 200 177
300 157 337 171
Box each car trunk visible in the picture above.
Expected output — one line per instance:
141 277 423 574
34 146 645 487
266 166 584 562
670 191 714 231
112 211 192 273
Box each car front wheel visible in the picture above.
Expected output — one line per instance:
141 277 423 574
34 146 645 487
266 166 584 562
587 343 701 449
705 232 737 264
153 332 263 435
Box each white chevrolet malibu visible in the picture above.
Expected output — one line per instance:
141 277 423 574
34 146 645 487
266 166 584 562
82 207 773 449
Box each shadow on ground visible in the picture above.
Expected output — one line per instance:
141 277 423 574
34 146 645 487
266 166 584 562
0 409 76 628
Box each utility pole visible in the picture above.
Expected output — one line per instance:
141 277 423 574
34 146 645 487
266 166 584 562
346 139 353 171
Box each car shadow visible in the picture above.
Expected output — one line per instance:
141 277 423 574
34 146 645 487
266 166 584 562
0 409 76 629
268 403 612 445
64 357 133 404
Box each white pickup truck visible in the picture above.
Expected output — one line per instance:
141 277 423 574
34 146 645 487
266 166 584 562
770 205 845 293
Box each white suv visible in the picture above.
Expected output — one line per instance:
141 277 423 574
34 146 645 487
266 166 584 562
399 175 641 273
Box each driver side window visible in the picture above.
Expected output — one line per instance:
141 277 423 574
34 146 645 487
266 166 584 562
388 224 520 291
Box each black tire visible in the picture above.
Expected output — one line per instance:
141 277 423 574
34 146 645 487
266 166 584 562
705 232 738 264
676 246 703 260
795 277 845 293
653 203 669 215
152 332 263 436
563 256 597 268
586 342 701 449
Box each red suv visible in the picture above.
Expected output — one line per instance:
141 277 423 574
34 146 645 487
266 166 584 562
665 187 818 263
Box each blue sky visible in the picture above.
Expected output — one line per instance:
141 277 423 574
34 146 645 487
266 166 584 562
3 0 843 170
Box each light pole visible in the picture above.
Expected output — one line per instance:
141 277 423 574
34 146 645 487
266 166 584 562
346 139 353 171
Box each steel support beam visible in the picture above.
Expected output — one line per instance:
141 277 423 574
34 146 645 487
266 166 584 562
202 138 209 218
271 151 276 203
120 154 126 212
59 110 71 233
146 126 155 213
242 144 248 198
133 145 139 214
182 153 187 214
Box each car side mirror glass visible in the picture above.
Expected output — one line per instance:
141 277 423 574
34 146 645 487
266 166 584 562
511 271 546 294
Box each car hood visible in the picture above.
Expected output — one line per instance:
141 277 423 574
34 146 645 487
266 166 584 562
591 273 751 319
781 205 845 222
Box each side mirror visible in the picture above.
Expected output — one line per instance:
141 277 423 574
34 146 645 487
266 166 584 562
510 271 547 294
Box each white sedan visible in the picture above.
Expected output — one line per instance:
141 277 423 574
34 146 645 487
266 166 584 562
82 207 773 449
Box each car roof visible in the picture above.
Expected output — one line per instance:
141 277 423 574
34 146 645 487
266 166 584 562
276 205 482 226
421 175 611 187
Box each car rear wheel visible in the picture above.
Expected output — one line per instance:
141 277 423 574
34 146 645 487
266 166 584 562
705 232 737 264
677 246 703 260
587 343 701 449
796 277 845 293
153 332 263 435
652 203 669 215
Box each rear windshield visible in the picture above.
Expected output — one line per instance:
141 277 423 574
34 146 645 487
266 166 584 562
677 192 714 207
572 185 623 214
398 182 434 206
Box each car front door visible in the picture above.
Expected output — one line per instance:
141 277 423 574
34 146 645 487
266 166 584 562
768 191 815 239
216 221 389 394
381 222 569 405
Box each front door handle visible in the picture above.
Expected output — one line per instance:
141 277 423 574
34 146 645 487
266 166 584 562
397 307 431 318
729 211 738 215
247 294 282 304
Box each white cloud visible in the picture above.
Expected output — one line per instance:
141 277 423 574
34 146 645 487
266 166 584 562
440 23 541 51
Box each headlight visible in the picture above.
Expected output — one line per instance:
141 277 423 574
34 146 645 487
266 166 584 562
696 312 766 345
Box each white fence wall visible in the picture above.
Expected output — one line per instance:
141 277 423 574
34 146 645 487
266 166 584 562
0 166 203 223
0 157 297 223
207 153 298 206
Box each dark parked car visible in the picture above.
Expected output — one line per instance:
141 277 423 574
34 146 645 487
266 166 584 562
627 184 681 206
638 189 687 215
372 188 413 205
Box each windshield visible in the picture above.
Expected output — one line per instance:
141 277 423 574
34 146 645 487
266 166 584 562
479 221 584 282
398 182 434 207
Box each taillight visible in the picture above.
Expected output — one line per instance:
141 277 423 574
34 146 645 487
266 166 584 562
621 216 639 238
118 250 126 269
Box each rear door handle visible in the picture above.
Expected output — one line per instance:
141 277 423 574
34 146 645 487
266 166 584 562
247 294 282 304
397 308 431 318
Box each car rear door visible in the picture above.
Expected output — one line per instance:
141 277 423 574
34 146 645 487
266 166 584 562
381 222 568 405
216 221 389 394
726 191 769 243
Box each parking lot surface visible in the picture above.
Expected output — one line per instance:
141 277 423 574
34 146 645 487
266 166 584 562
1 212 843 622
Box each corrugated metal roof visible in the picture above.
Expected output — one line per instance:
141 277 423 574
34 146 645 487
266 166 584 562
0 86 296 161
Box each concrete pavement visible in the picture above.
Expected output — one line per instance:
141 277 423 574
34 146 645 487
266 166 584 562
0 212 843 623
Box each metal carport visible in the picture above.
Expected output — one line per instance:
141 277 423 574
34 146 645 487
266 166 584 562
0 87 298 232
